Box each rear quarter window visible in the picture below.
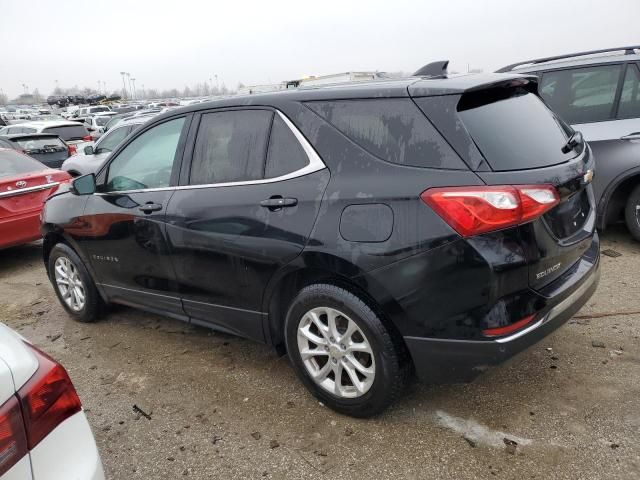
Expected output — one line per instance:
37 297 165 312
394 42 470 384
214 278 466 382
306 98 466 169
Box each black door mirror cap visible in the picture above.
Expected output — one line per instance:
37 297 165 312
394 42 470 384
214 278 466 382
71 173 97 195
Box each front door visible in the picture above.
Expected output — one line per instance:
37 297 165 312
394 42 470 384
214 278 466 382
165 108 329 341
78 116 189 317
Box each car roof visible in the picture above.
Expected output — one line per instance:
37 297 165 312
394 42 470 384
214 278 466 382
13 120 85 128
498 46 640 73
148 72 535 122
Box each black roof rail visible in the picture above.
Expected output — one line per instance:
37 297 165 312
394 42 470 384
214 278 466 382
413 60 449 77
496 46 640 72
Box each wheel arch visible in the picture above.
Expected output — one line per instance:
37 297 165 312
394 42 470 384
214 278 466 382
599 167 640 230
263 252 411 359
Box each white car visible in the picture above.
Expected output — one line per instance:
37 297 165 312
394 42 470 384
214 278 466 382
0 120 94 153
84 112 118 139
0 323 104 479
73 106 111 118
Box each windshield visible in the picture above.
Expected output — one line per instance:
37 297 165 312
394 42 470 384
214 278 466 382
42 125 88 141
95 116 112 126
0 150 46 178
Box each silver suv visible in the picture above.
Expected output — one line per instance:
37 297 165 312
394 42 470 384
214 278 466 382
499 46 640 240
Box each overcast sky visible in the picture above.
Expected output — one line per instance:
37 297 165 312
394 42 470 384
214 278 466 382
1 0 638 98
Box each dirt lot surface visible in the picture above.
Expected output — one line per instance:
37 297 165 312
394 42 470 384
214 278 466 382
1 227 639 479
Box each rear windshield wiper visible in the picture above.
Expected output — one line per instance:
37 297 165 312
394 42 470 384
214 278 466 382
561 131 583 154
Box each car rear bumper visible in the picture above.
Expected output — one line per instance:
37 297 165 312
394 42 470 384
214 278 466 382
404 235 600 384
0 211 41 249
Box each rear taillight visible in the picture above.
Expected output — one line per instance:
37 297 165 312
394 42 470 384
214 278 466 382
0 397 28 476
82 135 93 142
421 185 560 237
17 343 82 449
68 144 77 156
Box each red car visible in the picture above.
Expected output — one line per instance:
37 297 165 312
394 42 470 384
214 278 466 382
0 148 71 249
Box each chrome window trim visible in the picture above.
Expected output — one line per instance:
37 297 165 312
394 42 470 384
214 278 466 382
98 110 326 195
0 182 60 199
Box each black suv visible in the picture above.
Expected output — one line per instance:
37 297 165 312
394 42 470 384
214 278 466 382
42 66 600 417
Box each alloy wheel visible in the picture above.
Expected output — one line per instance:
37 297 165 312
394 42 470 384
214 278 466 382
297 306 375 398
54 256 86 312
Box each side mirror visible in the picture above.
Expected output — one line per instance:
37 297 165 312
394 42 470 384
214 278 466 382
71 173 96 195
83 145 94 155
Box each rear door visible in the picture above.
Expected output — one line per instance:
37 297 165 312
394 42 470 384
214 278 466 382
165 107 329 341
539 63 640 206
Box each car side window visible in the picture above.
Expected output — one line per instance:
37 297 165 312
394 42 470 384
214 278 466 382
265 114 308 178
189 110 272 185
95 126 130 154
618 64 640 119
539 65 622 124
105 117 185 192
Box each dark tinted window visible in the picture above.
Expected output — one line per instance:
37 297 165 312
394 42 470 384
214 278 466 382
619 64 640 119
42 125 89 141
458 88 574 171
306 99 465 169
0 150 46 178
190 110 272 185
266 115 308 178
14 136 66 153
539 65 622 123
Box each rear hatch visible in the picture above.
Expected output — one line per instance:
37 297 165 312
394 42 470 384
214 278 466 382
0 150 70 219
415 78 596 289
9 134 69 168
41 124 93 150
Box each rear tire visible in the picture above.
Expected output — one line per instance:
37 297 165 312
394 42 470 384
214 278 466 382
284 284 409 417
48 243 104 322
625 184 640 242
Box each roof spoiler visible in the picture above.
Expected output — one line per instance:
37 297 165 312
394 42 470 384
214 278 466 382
413 60 449 78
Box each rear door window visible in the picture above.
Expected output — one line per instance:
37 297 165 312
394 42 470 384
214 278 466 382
457 87 575 171
539 65 622 124
306 99 466 169
618 64 640 119
189 110 272 185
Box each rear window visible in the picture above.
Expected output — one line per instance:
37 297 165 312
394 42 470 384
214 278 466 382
95 116 112 126
457 88 575 171
306 99 466 169
42 125 88 141
0 150 46 178
13 137 66 153
90 106 110 114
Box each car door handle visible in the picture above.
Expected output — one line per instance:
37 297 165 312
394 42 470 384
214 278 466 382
138 202 163 213
260 197 298 209
621 132 640 140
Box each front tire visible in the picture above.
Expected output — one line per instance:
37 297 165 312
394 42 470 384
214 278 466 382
284 284 409 417
48 243 103 322
625 184 640 242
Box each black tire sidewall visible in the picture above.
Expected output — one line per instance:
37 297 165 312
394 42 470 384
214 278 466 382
625 185 640 241
285 284 402 416
48 243 101 322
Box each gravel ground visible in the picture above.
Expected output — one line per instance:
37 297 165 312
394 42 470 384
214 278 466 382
1 226 639 479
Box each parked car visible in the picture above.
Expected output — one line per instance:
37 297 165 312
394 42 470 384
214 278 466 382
84 112 118 139
0 120 93 153
1 149 71 250
42 66 600 417
0 133 75 168
498 46 640 240
62 115 154 176
0 323 104 479
73 105 111 118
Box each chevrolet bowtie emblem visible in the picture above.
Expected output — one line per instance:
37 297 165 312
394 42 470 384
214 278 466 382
583 169 594 184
